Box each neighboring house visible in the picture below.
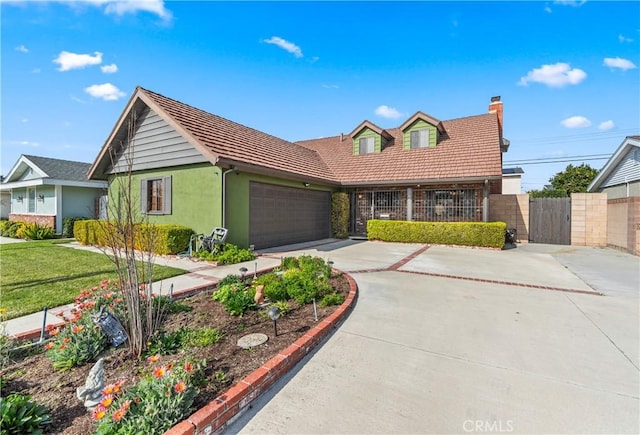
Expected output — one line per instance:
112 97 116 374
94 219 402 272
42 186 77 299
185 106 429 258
502 167 524 194
88 87 508 249
0 155 108 232
588 135 640 255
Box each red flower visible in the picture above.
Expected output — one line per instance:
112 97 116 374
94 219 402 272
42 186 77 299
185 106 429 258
153 367 166 378
100 279 110 290
146 354 159 363
112 408 126 422
184 362 194 373
104 292 114 299
174 381 187 394
91 405 106 421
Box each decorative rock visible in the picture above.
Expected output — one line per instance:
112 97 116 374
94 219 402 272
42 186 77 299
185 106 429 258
254 285 265 304
237 333 269 349
77 358 105 409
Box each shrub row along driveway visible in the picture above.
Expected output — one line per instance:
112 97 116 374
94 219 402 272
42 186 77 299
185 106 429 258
228 241 639 434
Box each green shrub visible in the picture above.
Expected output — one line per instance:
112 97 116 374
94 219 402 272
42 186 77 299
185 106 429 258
73 220 193 255
213 244 256 265
212 283 256 316
218 274 242 287
255 273 288 301
319 293 345 307
331 192 350 239
367 220 507 248
0 221 24 238
16 222 54 240
0 393 51 434
145 330 184 356
93 359 204 435
180 327 224 348
282 268 331 305
63 216 90 238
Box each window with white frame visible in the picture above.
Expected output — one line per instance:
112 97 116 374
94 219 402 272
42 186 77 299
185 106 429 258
410 129 430 149
140 176 172 214
359 136 375 154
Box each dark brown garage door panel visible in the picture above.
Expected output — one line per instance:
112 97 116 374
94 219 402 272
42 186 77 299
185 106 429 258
250 182 330 249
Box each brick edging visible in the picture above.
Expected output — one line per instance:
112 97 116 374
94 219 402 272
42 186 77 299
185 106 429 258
165 270 358 435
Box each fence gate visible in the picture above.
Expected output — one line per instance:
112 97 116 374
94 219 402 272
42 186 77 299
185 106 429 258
529 197 571 244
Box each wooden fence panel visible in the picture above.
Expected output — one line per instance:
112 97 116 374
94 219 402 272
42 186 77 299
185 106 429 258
529 197 571 244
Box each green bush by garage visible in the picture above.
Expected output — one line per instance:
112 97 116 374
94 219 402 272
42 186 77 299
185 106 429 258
367 220 507 248
73 220 193 255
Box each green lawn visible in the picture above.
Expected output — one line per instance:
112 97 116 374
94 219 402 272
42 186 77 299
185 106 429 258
0 240 187 320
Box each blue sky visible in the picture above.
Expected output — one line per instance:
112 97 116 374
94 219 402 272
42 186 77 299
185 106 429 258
1 0 638 191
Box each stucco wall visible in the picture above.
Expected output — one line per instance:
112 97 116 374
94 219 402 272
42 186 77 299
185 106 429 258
108 163 222 235
600 181 640 200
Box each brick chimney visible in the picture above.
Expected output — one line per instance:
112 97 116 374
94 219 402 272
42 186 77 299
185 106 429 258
488 96 503 136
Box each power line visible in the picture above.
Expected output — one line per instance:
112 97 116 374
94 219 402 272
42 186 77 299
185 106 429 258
512 128 638 145
504 154 611 165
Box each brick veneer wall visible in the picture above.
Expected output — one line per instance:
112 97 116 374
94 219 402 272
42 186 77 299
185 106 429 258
570 193 607 247
9 214 56 231
488 194 529 242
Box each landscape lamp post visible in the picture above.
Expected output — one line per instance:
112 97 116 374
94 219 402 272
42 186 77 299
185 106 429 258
268 306 281 337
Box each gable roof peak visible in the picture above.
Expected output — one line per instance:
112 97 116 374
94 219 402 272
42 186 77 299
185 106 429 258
400 111 444 134
349 120 393 140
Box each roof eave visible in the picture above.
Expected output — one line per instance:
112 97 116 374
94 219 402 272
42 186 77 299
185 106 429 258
588 136 640 191
341 175 502 187
216 158 340 187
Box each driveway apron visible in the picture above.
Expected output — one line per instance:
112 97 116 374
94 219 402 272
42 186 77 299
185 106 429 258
227 241 639 434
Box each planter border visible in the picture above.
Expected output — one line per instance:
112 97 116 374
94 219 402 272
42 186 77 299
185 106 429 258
166 270 358 435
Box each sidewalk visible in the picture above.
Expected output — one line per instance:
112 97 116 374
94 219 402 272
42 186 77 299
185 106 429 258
2 241 286 338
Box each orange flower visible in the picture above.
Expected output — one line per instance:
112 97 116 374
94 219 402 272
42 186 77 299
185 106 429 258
63 337 71 344
165 362 174 371
146 354 159 363
91 405 106 421
121 399 131 411
59 344 66 350
174 381 187 394
104 292 114 299
44 342 54 350
101 395 114 408
100 280 110 290
153 367 166 378
112 408 126 422
72 325 84 334
50 328 60 337
184 362 194 373
114 298 123 304
103 384 115 396
113 380 125 394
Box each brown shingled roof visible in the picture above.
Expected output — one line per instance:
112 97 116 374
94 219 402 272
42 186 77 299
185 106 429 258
298 113 503 185
137 88 337 184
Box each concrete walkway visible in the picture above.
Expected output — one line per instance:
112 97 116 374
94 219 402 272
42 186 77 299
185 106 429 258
227 242 639 434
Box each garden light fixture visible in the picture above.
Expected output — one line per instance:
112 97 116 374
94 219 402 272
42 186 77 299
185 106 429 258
239 267 248 281
268 306 281 336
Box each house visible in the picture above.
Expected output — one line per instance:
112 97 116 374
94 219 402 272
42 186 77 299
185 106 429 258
88 87 508 249
588 136 640 255
502 167 524 194
0 155 108 232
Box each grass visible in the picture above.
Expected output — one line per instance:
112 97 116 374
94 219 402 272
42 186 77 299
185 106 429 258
0 240 187 320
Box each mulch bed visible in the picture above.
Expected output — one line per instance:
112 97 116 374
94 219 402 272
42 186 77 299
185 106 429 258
2 274 350 434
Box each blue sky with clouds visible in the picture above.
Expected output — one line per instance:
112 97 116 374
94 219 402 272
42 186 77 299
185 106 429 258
2 0 638 190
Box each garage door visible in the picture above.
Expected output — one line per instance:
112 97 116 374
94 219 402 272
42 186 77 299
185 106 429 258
249 182 331 249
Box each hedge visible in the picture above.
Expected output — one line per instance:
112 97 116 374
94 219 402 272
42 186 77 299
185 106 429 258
331 192 350 239
73 220 193 255
367 220 507 248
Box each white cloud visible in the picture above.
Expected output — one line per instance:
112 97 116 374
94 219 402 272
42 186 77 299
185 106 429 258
544 5 552 13
263 36 303 58
12 140 40 148
103 0 172 21
54 51 103 71
603 57 637 71
561 116 591 128
101 63 118 74
375 105 402 119
15 45 29 53
554 0 586 7
518 62 587 87
598 120 615 130
618 34 633 43
84 83 126 101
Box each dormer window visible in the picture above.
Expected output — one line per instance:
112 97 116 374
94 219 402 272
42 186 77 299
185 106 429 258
359 137 375 154
410 129 430 149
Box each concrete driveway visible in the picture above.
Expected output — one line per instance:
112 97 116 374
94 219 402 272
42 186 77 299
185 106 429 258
228 241 639 434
